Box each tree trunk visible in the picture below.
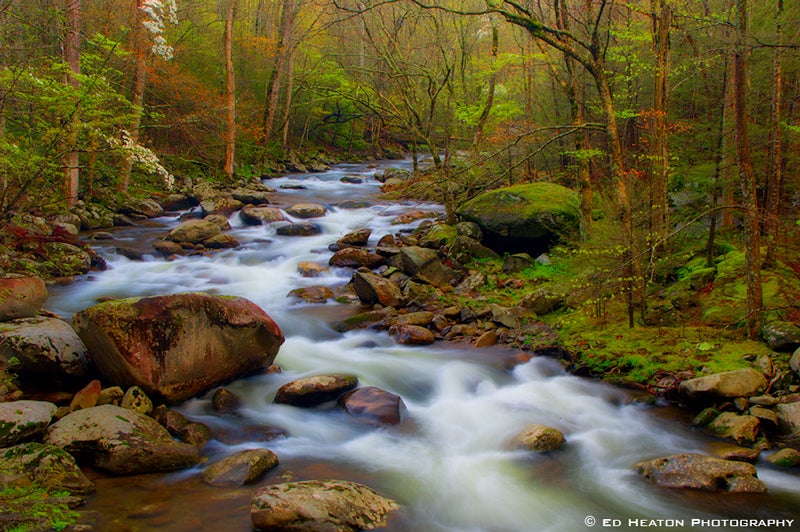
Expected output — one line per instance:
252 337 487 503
733 0 763 338
120 0 148 193
224 0 236 180
706 58 729 268
763 0 783 267
650 0 671 238
263 0 296 146
63 0 81 205
472 25 498 149
281 45 296 150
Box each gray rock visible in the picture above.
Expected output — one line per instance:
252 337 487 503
44 405 199 475
0 316 88 379
118 198 164 218
678 368 767 400
635 453 766 493
251 479 400 531
276 222 322 236
761 321 800 352
203 449 279 487
777 402 800 438
0 400 57 446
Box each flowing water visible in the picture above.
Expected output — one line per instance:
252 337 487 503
46 161 800 531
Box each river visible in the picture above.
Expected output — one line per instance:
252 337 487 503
46 160 800 531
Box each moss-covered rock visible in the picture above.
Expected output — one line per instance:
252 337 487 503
0 442 94 495
456 182 580 253
0 400 57 446
635 453 766 493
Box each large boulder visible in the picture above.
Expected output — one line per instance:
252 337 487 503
0 442 95 495
117 198 164 219
72 293 284 403
0 275 48 321
338 386 407 426
44 404 199 475
329 247 386 269
240 205 286 225
456 182 580 254
251 479 400 531
0 316 89 379
274 375 359 407
678 368 766 401
635 453 766 493
167 219 221 245
0 400 57 446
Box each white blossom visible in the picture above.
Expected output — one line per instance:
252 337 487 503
106 130 175 190
140 0 178 60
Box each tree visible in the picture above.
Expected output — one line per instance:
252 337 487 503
224 0 236 179
63 0 81 206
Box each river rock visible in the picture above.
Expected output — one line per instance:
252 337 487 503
274 375 359 407
0 275 48 321
444 234 499 264
330 247 386 269
204 233 240 249
0 442 94 495
72 293 284 403
240 205 286 225
678 368 767 401
790 348 800 377
766 448 800 467
776 402 800 442
456 182 580 254
251 479 400 531
167 219 221 244
44 404 200 475
297 261 329 277
389 324 435 345
761 321 800 352
285 203 327 218
212 388 242 414
200 195 243 216
232 188 272 205
152 406 189 436
338 386 407 425
418 223 457 248
69 379 101 411
706 412 760 445
707 442 761 463
202 448 279 487
0 400 57 446
288 286 335 303
40 242 92 276
474 330 498 348
389 311 434 327
351 268 404 307
118 198 164 219
152 240 185 257
337 228 372 247
0 316 88 379
121 386 154 415
512 423 566 452
277 222 322 236
456 221 483 241
96 386 124 406
635 453 767 493
397 246 461 288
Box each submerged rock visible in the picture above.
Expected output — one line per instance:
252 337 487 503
44 405 199 475
635 453 766 493
202 448 279 487
72 293 284 403
251 479 400 531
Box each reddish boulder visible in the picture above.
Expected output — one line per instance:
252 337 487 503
338 386 407 426
72 293 284 403
0 275 48 321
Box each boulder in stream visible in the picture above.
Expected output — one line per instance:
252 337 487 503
274 375 359 407
202 448 279 487
0 274 48 321
678 368 767 401
512 423 566 452
338 386 407 426
44 404 200 475
635 453 766 493
251 479 400 531
72 293 284 403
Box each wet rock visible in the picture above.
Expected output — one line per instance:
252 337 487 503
297 261 329 277
338 386 407 425
212 388 242 414
200 196 243 216
340 176 363 184
329 247 386 269
277 222 322 237
152 407 189 436
274 375 359 407
707 442 760 463
0 400 57 446
69 380 101 412
0 275 48 321
678 368 767 401
72 293 284 403
692 407 720 427
776 402 800 443
351 269 404 307
474 330 498 348
285 203 327 219
333 307 396 333
152 240 185 257
251 479 400 531
761 321 800 352
203 449 279 487
232 188 272 205
390 324 435 345
337 228 372 247
706 412 760 445
121 386 153 415
204 214 233 230
167 219 221 244
512 424 566 452
288 286 335 303
0 442 94 495
766 448 800 467
44 405 200 475
0 316 88 379
240 205 286 225
635 453 767 493
204 233 240 249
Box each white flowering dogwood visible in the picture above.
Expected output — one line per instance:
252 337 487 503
140 0 178 60
106 130 175 189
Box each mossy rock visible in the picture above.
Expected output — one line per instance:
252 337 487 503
456 182 580 254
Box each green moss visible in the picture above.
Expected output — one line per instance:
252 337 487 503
0 485 80 532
